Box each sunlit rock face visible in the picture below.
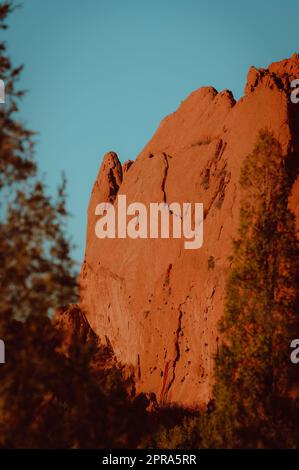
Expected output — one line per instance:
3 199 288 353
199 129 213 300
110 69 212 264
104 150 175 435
80 55 299 407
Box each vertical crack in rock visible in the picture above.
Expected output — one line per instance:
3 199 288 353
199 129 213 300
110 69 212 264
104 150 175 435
160 361 171 403
161 152 169 203
107 167 121 202
165 297 188 398
137 354 141 381
204 165 231 219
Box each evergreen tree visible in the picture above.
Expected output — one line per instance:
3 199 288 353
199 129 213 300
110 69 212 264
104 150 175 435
202 130 299 448
0 306 149 449
0 0 77 325
0 0 77 446
0 1 36 188
0 3 150 449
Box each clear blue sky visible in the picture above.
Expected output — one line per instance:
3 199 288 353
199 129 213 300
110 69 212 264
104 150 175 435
4 0 299 261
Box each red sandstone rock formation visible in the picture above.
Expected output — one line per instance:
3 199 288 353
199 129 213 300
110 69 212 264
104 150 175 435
80 55 299 407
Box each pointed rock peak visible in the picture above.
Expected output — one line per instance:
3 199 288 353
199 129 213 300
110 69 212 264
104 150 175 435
245 55 299 97
214 89 236 106
291 52 299 62
183 86 218 106
245 66 265 95
100 151 122 177
95 151 123 203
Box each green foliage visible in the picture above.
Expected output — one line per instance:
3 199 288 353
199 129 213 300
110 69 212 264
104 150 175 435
152 416 201 449
137 403 201 449
0 0 77 322
0 1 36 188
202 130 299 448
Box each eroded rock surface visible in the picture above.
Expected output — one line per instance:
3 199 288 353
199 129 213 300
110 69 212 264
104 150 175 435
80 55 299 406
